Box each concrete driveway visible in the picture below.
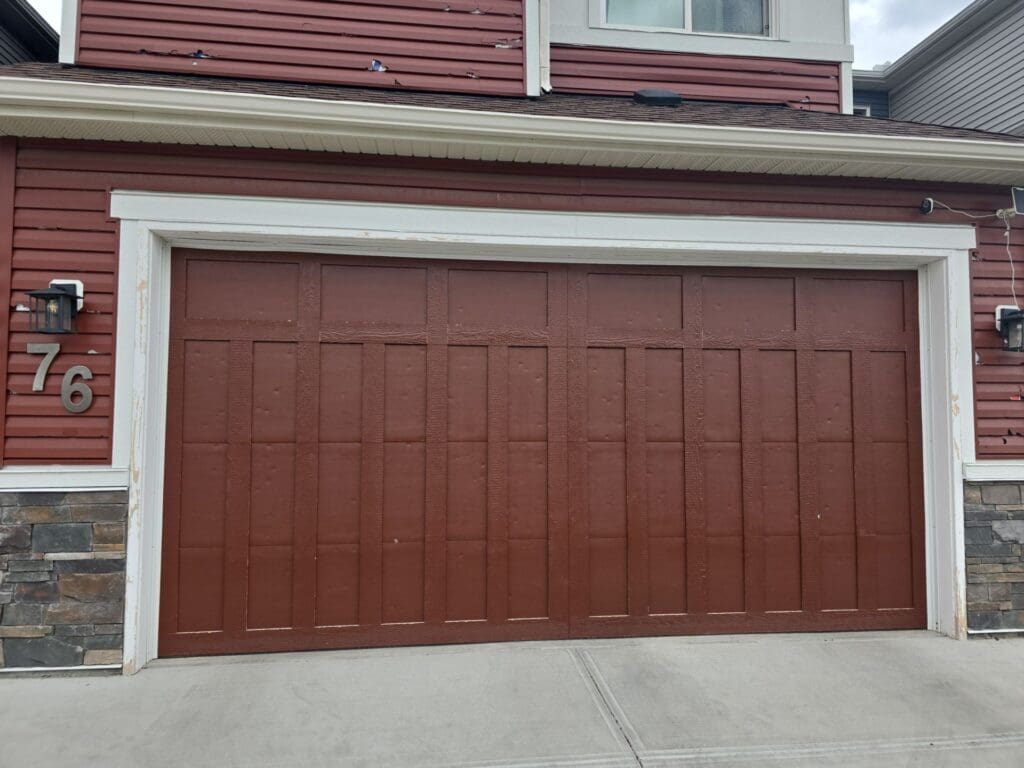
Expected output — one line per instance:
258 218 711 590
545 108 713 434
1 631 1022 767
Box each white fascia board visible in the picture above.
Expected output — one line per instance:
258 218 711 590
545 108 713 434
0 77 1023 184
58 0 78 65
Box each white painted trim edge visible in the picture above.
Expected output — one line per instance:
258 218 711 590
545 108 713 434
108 192 977 674
840 62 854 115
58 0 78 65
963 462 1024 482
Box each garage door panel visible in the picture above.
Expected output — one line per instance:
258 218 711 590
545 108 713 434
382 443 426 541
384 345 427 442
648 536 686 615
447 346 488 441
820 534 859 611
508 539 549 619
248 545 294 629
182 341 230 443
162 253 925 657
706 536 746 614
315 544 360 627
186 259 299 323
317 444 361 545
449 269 549 330
702 275 796 336
321 264 427 326
646 350 684 443
508 443 548 539
508 347 548 441
586 348 626 442
763 535 802 612
382 541 425 624
703 350 741 442
759 350 797 442
179 444 227 548
319 344 363 442
447 442 487 541
177 547 225 633
445 540 488 621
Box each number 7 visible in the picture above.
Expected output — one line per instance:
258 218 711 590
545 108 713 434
27 342 61 392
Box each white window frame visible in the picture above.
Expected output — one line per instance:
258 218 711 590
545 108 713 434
100 191 978 674
600 0 778 40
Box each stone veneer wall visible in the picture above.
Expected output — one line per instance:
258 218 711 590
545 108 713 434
965 482 1024 632
0 491 128 669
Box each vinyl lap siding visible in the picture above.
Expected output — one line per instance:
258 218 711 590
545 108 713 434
75 0 527 96
852 89 889 119
889 3 1024 135
0 26 34 65
550 45 842 111
2 140 1020 463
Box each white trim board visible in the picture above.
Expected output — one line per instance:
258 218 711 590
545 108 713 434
0 467 128 492
963 462 1024 483
58 0 78 65
106 191 978 674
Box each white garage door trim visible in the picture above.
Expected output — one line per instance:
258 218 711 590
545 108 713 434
105 191 977 674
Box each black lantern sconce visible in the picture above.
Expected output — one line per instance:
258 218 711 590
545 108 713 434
28 280 84 335
997 305 1024 352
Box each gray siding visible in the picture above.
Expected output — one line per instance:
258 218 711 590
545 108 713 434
0 25 34 65
852 89 890 119
889 3 1024 135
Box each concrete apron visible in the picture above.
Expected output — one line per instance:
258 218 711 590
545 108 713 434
2 631 1023 768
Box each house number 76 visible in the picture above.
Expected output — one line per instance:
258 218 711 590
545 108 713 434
27 343 94 414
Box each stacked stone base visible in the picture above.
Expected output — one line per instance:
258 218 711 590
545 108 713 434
0 491 128 669
965 482 1024 633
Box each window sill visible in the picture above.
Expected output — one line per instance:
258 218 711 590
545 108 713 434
595 22 775 42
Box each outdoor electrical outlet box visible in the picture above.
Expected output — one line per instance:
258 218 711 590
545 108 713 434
1013 187 1024 215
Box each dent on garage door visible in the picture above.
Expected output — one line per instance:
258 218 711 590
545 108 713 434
159 250 925 657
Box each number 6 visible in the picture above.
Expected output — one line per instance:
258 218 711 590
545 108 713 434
61 366 94 414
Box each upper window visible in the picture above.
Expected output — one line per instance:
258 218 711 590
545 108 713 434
606 0 768 36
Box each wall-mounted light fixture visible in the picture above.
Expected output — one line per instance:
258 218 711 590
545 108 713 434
996 305 1024 352
27 279 84 335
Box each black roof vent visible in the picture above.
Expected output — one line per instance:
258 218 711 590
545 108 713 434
633 89 683 107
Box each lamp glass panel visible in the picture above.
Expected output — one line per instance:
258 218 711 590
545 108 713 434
1009 318 1024 351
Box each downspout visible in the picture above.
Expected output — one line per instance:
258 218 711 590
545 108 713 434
539 0 551 93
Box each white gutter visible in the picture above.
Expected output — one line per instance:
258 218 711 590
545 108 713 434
0 75 1022 184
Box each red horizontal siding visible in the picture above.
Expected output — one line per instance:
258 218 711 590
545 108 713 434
75 0 527 96
3 140 1020 463
551 44 841 112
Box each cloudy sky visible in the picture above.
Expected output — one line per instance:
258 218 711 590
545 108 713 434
28 0 976 70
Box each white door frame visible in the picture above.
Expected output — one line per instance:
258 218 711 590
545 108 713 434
107 191 978 674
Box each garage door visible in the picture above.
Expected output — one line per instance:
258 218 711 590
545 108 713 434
159 250 925 657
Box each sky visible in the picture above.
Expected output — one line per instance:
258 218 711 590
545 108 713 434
27 0 977 70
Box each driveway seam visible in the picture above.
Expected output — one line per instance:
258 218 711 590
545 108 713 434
570 648 644 767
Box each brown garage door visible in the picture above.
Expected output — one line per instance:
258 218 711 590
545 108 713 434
159 250 925 657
